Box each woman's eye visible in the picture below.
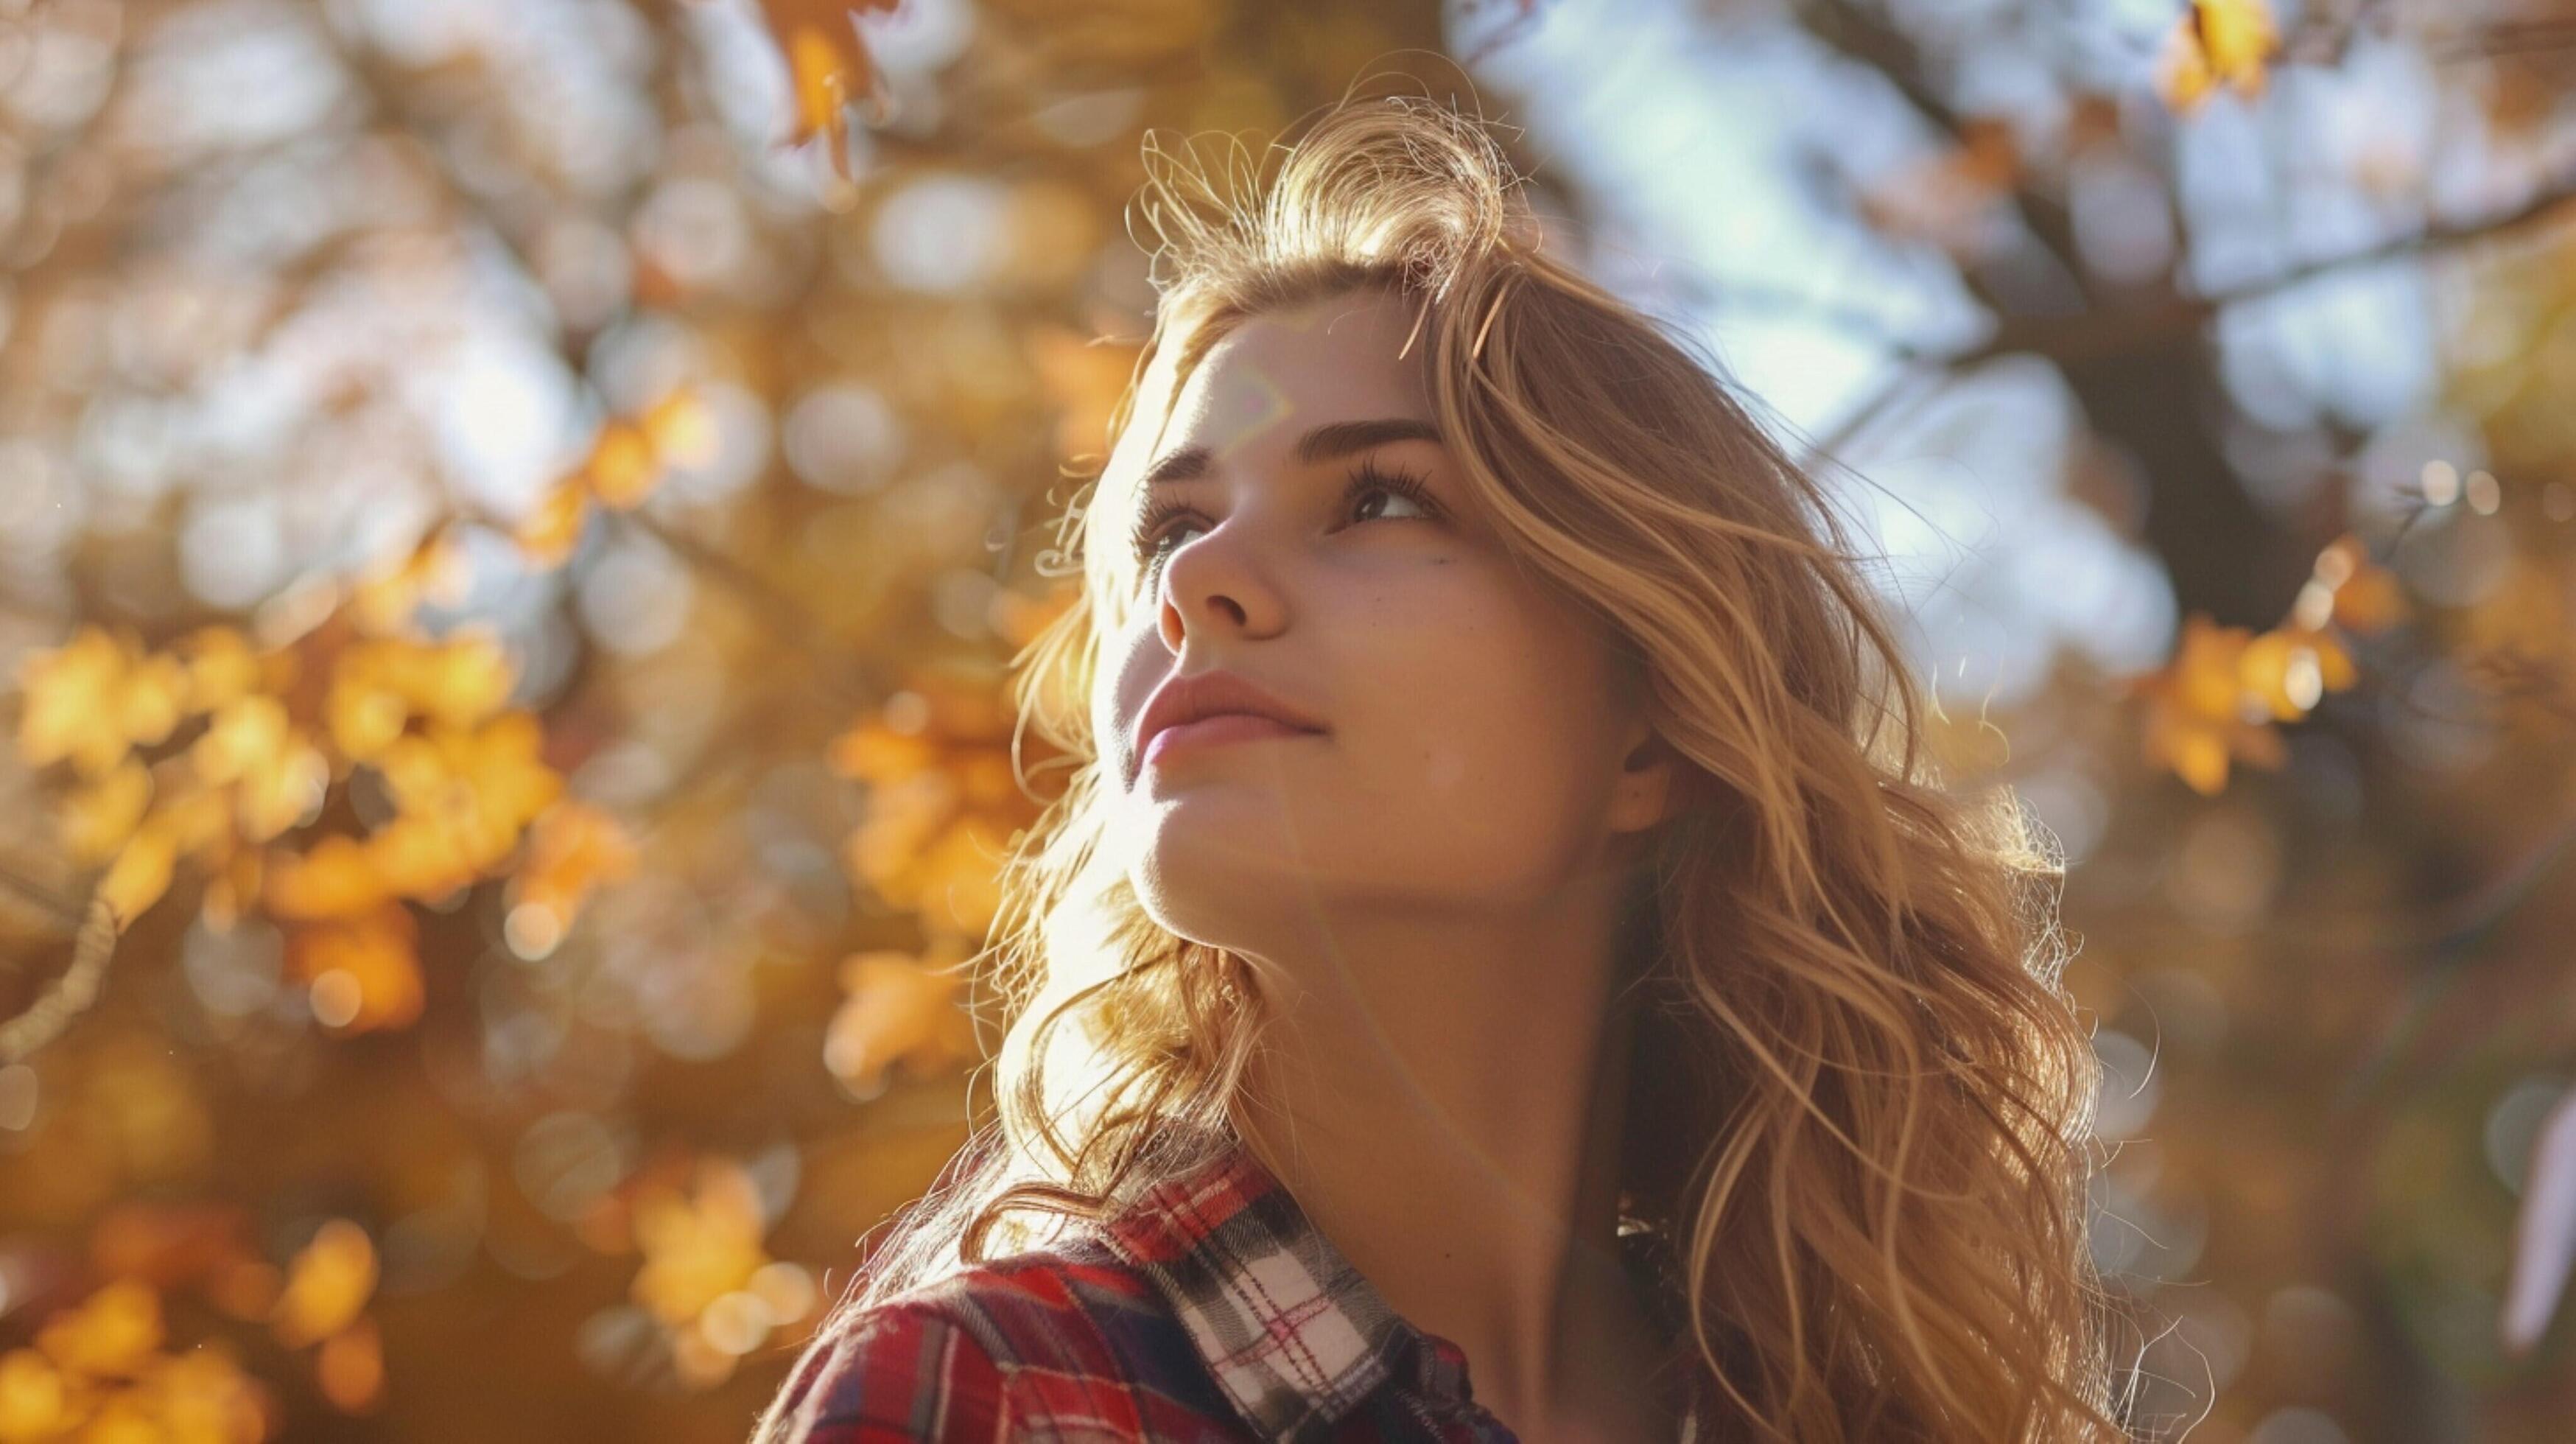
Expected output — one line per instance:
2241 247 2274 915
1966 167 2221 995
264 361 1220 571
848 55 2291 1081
1131 463 1442 570
1351 478 1433 525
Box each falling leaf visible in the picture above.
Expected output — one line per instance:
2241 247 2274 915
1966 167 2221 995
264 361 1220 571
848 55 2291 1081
271 1220 377 1350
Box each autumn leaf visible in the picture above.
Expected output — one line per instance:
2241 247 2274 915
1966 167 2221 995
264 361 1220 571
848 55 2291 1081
101 815 182 928
15 626 188 780
641 388 720 471
189 696 329 844
513 479 592 568
584 421 658 511
2135 614 2289 795
315 1317 383 1415
284 905 423 1034
60 757 154 866
505 799 639 958
262 835 388 922
2301 531 2408 635
0 1350 70 1442
173 626 278 716
2238 625 2356 722
348 528 468 638
271 1220 376 1352
2158 0 2278 113
631 1159 770 1328
824 947 982 1093
751 0 902 180
138 1345 268 1441
37 1279 164 1381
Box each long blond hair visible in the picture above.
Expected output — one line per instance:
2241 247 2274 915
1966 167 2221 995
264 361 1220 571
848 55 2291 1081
757 75 2133 1444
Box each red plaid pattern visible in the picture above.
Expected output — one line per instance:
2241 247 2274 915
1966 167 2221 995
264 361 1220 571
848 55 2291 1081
762 1129 1700 1442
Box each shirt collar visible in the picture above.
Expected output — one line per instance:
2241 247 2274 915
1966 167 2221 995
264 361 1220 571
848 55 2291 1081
1091 1124 1699 1443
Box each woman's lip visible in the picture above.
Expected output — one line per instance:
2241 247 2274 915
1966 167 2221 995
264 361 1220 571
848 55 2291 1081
1142 713 1325 766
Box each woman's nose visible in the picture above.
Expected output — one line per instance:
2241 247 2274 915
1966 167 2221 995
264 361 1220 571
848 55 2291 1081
1155 508 1290 651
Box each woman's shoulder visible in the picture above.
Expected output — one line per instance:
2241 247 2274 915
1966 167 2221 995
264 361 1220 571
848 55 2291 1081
759 1234 1226 1442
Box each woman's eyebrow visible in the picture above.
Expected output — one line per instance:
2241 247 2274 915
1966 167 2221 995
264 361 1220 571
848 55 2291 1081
1138 417 1445 491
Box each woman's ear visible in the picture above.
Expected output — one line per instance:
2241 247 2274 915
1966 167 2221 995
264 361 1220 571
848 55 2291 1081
1610 726 1680 835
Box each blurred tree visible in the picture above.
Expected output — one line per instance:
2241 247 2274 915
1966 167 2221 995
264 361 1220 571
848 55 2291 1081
0 0 2572 1440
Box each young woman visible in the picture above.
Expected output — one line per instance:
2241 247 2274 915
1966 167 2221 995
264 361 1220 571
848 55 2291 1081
754 82 2130 1444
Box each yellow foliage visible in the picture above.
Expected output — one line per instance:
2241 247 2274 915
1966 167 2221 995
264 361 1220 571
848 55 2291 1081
15 627 187 780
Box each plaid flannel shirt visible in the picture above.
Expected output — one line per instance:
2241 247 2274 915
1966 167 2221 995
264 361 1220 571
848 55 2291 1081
762 1131 1702 1443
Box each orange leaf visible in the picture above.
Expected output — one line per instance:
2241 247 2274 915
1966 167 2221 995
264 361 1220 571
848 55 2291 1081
754 0 900 178
631 1160 770 1327
0 1349 69 1440
271 1220 376 1350
2156 0 2278 113
16 626 186 779
60 757 154 866
824 948 980 1092
264 835 388 922
514 479 591 567
37 1279 163 1380
285 906 423 1034
584 419 659 511
315 1317 384 1415
100 818 180 930
642 388 720 470
508 799 639 952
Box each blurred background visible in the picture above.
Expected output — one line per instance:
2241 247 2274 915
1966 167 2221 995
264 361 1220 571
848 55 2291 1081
1 0 2573 1439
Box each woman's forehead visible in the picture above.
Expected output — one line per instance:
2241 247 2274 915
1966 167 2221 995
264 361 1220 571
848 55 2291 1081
1104 295 1434 494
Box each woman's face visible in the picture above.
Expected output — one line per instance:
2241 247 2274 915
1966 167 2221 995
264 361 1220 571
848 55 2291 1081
1091 287 1672 958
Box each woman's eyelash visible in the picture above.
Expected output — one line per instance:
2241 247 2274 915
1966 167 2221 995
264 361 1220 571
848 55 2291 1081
1127 459 1444 566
